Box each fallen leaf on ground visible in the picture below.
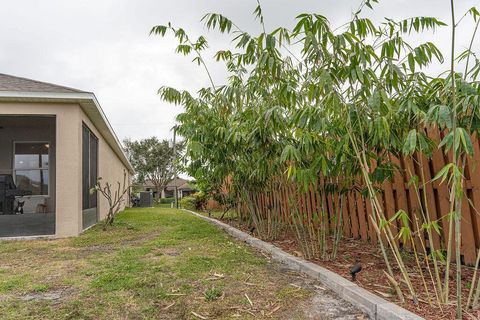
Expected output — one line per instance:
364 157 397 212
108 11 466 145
293 250 303 257
238 308 255 316
374 290 393 298
244 293 253 306
267 305 281 316
162 302 175 310
191 311 208 319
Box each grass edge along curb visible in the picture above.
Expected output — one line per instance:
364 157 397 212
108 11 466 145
182 209 424 320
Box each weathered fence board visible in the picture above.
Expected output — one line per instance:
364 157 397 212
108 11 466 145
232 132 480 265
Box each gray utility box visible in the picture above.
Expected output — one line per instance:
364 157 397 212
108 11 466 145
139 192 153 207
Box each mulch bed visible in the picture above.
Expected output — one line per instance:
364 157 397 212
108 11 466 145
218 216 480 320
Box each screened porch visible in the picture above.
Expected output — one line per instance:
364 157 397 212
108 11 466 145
0 115 56 237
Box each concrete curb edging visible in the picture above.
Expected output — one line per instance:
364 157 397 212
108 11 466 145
184 209 423 320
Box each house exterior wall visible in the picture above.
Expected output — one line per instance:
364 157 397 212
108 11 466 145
0 101 131 237
1 102 82 237
79 109 131 222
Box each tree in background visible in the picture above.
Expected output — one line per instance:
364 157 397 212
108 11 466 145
123 137 183 199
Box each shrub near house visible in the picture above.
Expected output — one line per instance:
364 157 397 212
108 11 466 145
180 192 208 210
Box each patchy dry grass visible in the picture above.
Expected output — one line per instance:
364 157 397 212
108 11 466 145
0 208 328 319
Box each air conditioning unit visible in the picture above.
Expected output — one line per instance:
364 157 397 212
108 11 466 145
139 191 153 208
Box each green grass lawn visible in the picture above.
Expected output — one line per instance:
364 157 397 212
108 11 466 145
155 202 174 208
0 208 316 320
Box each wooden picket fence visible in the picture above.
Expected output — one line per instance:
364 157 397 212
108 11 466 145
236 129 480 265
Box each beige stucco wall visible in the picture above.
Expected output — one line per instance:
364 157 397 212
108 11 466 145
0 101 131 237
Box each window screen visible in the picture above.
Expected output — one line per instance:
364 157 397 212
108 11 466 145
82 125 98 210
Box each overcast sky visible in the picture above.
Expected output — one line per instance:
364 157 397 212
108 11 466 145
1 0 478 143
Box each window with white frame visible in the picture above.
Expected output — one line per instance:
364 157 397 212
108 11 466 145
13 142 50 196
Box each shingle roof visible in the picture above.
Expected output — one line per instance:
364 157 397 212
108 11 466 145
0 73 86 93
166 178 188 188
165 182 193 191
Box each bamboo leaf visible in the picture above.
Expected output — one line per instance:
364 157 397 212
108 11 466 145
402 129 417 155
433 163 453 184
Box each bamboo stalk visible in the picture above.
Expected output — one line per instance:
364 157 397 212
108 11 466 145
467 248 480 309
